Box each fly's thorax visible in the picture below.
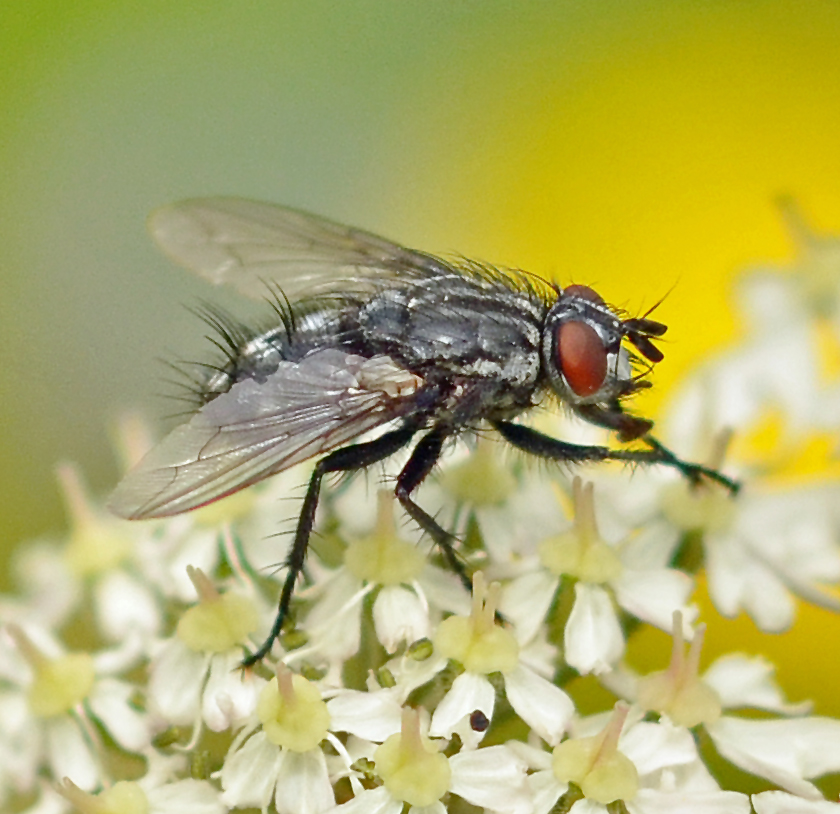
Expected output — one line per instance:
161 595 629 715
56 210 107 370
357 277 544 391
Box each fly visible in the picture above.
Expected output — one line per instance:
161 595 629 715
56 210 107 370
109 197 739 666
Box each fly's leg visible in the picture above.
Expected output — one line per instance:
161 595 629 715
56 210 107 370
395 427 474 594
640 435 740 492
241 423 418 668
492 420 740 494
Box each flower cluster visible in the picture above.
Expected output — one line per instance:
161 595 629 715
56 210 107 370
4 202 840 813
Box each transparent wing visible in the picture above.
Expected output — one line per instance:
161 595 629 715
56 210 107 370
109 350 423 519
148 197 447 300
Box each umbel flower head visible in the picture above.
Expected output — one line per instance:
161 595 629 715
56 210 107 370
4 200 840 813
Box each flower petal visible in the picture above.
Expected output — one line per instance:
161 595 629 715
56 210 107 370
703 655 811 715
612 568 696 632
503 663 573 746
619 720 697 777
706 533 794 632
373 586 430 654
569 800 609 814
525 769 568 814
202 651 264 731
429 672 494 748
625 788 751 814
752 790 840 813
45 716 99 791
707 716 840 800
327 689 402 742
219 730 281 811
564 584 624 675
274 748 335 814
302 571 364 663
326 785 402 814
93 570 162 642
500 571 559 646
449 744 531 814
87 677 151 752
147 639 206 725
146 778 227 814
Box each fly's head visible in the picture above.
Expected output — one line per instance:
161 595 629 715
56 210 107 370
541 284 668 440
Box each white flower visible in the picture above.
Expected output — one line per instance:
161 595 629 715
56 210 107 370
0 539 80 634
429 573 574 749
501 478 696 675
147 566 265 733
702 654 811 715
708 717 840 801
295 490 468 678
596 436 840 633
771 197 840 349
327 707 531 814
0 623 152 794
511 703 749 814
520 703 639 813
663 198 840 442
55 749 225 814
109 415 312 611
52 462 166 645
218 664 336 814
665 276 822 440
431 436 549 568
325 685 405 743
617 612 840 801
700 483 840 630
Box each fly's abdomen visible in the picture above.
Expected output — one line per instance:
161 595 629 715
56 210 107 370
200 327 288 401
198 299 359 403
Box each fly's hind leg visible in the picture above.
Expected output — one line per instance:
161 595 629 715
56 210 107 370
394 426 474 594
241 422 418 668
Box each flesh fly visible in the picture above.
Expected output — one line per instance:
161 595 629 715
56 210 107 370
109 198 738 665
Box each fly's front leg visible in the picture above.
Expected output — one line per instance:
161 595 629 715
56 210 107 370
492 420 740 494
242 422 418 667
640 435 740 493
395 427 473 594
574 401 653 442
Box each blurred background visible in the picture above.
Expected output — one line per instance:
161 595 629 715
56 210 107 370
3 0 840 726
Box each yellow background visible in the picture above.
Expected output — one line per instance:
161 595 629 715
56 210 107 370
2 0 840 759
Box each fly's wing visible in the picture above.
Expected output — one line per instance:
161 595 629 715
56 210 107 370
148 197 448 300
109 349 424 519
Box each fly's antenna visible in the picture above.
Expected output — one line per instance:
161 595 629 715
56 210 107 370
639 278 678 320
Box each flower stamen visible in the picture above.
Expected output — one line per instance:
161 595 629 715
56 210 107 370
433 572 519 674
176 567 259 653
344 491 425 585
256 663 331 752
538 478 622 584
637 610 722 727
374 707 451 808
552 702 638 804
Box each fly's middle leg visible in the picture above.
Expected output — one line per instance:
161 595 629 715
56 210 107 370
395 426 473 595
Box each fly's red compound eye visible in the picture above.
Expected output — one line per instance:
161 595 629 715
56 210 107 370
557 321 608 397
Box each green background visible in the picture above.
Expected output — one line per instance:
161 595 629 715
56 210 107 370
3 0 840 731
